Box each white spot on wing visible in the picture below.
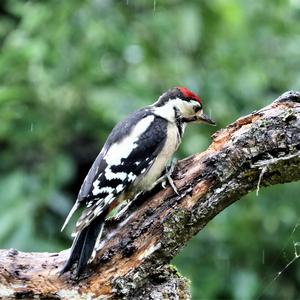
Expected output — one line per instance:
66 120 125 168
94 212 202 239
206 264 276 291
104 115 155 165
99 186 114 194
105 167 127 181
116 184 124 193
128 172 136 181
93 205 104 216
92 179 100 195
92 172 123 195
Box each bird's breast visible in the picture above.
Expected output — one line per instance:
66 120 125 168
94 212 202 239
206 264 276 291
134 122 181 192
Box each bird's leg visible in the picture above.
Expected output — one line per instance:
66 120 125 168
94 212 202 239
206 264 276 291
154 158 179 195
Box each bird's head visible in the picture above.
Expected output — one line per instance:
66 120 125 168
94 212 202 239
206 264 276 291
153 86 215 125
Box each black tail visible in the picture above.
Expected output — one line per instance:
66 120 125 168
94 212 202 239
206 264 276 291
60 217 105 278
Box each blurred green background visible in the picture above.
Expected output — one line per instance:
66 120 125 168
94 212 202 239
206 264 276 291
0 0 300 299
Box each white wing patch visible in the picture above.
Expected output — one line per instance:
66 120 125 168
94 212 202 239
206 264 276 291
103 115 155 165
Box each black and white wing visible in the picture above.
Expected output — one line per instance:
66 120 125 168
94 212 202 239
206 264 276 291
61 109 168 234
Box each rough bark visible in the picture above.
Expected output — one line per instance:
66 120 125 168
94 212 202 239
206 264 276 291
0 91 299 299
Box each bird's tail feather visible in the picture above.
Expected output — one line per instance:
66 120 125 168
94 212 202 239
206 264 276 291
76 219 104 277
60 216 105 277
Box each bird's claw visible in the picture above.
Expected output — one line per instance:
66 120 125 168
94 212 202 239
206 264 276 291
166 174 179 195
161 180 167 189
160 158 179 195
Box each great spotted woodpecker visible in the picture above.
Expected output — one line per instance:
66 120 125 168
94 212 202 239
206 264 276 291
60 86 215 277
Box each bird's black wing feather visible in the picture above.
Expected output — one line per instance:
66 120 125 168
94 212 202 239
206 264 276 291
77 108 152 202
71 110 168 234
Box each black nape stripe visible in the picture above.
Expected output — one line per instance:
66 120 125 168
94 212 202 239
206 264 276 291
174 107 183 138
154 87 183 107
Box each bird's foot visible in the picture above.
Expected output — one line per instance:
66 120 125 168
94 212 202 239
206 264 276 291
157 159 179 195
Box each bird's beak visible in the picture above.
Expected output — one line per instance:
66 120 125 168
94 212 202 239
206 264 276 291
196 112 216 126
181 112 216 125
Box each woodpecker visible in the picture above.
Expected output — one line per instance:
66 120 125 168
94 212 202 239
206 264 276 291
60 86 215 277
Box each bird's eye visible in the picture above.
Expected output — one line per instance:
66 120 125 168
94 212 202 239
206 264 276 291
194 104 202 112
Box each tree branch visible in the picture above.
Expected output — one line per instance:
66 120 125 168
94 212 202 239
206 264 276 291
0 91 299 299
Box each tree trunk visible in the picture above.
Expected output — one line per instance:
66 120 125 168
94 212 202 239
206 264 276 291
0 91 299 299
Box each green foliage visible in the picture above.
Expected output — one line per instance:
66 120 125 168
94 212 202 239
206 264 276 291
0 0 299 298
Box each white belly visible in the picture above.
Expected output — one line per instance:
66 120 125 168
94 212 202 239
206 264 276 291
134 123 181 192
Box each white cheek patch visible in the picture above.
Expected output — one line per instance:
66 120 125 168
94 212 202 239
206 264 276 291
152 98 197 121
176 98 196 116
104 115 155 165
